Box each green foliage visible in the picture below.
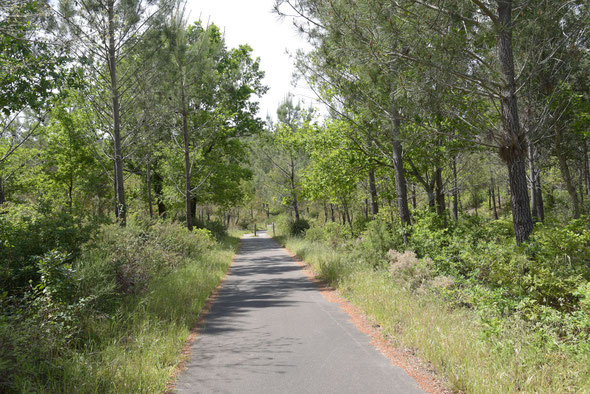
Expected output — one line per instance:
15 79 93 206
0 220 235 392
289 218 310 236
193 219 227 241
0 203 93 295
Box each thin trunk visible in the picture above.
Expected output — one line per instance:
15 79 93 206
391 110 411 245
68 178 73 214
108 0 126 225
181 81 193 231
497 186 502 209
152 169 166 217
496 0 533 244
323 202 328 223
452 157 458 221
435 167 445 216
584 139 590 196
491 173 498 220
368 170 379 215
330 203 335 222
364 198 369 220
411 183 417 210
147 154 153 219
291 157 300 220
555 131 580 218
529 142 544 222
579 166 585 214
0 178 5 204
113 160 119 219
191 197 197 224
488 187 492 210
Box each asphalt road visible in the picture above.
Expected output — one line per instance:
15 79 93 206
174 231 424 394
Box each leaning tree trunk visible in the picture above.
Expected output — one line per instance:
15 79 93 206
108 0 126 226
496 0 533 244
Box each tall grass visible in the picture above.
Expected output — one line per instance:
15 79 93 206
7 223 239 393
281 236 590 393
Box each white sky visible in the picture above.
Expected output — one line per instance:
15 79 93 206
185 0 320 120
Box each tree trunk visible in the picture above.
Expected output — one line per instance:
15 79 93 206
290 157 300 221
323 202 328 223
0 178 5 204
191 196 197 224
435 167 445 217
330 203 335 222
497 186 502 209
364 198 369 220
555 130 580 218
152 169 166 217
496 0 533 244
490 172 498 220
584 139 590 196
452 157 458 221
390 109 411 244
368 169 379 215
580 166 585 214
108 0 126 226
147 154 153 219
181 81 193 231
411 183 417 210
529 142 544 222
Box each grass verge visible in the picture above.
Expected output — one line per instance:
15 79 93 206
278 236 590 393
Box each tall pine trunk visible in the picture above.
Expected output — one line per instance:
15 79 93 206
181 81 193 231
391 110 411 244
496 0 533 244
108 0 126 225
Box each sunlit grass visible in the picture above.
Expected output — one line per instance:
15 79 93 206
282 236 590 393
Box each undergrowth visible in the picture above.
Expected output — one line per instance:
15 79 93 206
1 219 239 393
275 211 590 393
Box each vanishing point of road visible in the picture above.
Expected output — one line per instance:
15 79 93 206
174 231 424 394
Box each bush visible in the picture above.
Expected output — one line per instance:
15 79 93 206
0 203 94 297
289 218 310 236
193 219 227 241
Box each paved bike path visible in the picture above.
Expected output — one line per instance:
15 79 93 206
174 231 424 393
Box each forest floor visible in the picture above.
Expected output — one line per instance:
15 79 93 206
172 231 438 393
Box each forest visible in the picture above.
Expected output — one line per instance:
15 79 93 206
1 0 589 392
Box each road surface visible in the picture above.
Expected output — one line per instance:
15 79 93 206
174 231 424 394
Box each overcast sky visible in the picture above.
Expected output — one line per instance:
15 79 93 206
185 0 318 120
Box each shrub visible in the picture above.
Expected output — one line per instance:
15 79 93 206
289 218 310 236
388 249 434 291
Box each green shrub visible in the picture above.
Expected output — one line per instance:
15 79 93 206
0 203 93 295
289 218 310 236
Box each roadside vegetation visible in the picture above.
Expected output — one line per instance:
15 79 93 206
1 212 240 392
274 213 590 393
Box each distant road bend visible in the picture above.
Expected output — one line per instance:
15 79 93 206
174 231 424 394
